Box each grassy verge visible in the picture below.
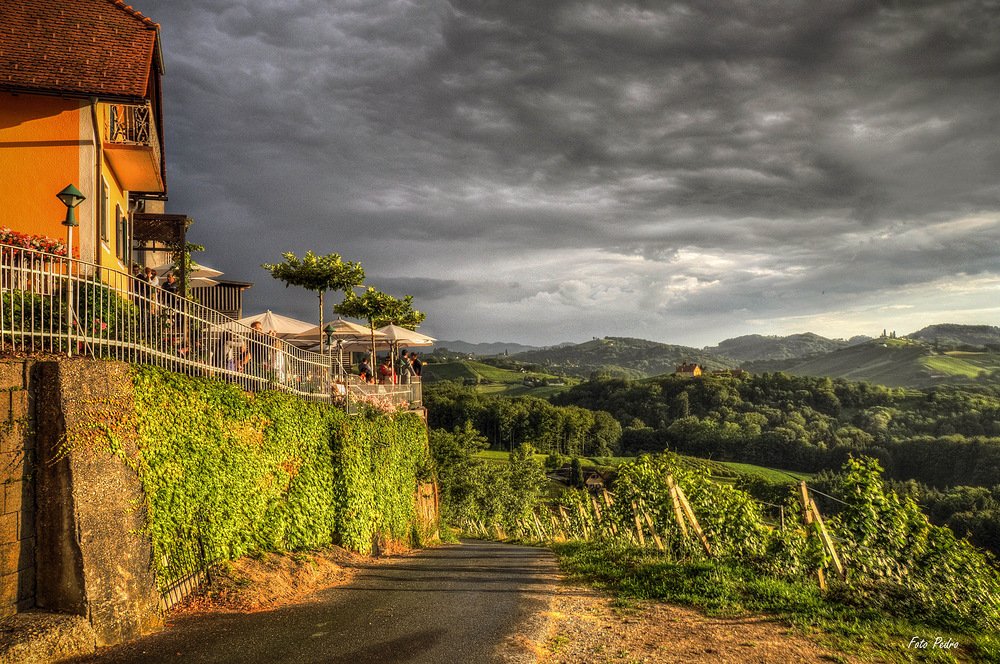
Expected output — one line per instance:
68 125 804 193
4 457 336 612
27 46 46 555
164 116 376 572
472 452 811 482
719 461 813 482
551 540 999 664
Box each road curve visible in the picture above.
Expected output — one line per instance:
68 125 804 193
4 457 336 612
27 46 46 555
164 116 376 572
65 540 559 664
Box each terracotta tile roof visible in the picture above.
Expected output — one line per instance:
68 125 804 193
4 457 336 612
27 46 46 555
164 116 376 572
0 0 159 99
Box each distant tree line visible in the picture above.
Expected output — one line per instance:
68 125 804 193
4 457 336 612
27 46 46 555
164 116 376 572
551 372 1000 489
424 381 622 457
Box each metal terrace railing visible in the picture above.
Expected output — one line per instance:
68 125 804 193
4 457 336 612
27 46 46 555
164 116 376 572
0 243 421 409
109 103 155 147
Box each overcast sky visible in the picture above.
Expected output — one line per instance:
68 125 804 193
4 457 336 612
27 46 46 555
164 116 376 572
137 0 1000 347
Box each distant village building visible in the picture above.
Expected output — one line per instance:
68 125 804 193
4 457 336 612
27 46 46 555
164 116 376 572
584 471 609 490
547 466 610 491
675 363 702 377
190 279 253 319
711 368 746 378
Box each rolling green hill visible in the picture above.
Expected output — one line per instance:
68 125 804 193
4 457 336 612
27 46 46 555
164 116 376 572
703 332 852 362
421 360 575 396
785 337 1000 387
907 323 1000 348
432 340 545 355
430 324 1000 388
508 336 737 379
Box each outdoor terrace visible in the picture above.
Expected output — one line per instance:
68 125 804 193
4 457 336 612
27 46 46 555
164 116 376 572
0 242 421 413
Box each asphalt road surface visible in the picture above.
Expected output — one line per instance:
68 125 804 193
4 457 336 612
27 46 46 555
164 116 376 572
65 540 559 664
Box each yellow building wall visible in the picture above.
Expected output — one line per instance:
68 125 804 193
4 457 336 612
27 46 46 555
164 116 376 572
0 92 84 247
0 94 133 274
99 140 129 273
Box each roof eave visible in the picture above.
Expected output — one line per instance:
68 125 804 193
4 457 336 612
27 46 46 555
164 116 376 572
0 84 148 106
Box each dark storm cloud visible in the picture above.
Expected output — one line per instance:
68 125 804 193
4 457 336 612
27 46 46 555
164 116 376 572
137 0 1000 344
373 277 468 302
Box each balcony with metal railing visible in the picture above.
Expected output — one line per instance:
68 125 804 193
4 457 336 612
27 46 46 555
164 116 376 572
104 103 164 193
0 243 421 411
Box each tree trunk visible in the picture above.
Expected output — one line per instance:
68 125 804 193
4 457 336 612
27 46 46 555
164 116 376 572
318 291 325 358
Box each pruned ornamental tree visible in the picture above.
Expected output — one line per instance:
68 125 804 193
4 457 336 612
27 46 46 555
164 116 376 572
262 251 365 349
335 287 425 361
168 240 205 298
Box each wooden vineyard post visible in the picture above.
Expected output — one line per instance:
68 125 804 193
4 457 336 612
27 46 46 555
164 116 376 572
630 501 646 547
593 494 616 535
533 511 547 541
576 502 591 540
558 506 572 540
550 514 564 541
665 475 689 537
601 490 619 536
638 500 664 551
810 498 845 581
590 495 609 537
494 522 504 540
673 483 712 556
799 482 825 590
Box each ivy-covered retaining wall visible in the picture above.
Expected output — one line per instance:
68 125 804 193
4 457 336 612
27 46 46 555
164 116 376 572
126 366 434 567
29 359 434 651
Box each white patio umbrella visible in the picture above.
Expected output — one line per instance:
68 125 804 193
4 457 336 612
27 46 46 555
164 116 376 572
375 323 436 346
148 262 223 279
338 337 393 353
289 317 386 344
230 310 315 338
373 324 435 381
290 318 389 375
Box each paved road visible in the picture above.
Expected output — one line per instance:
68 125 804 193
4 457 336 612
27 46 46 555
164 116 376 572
65 540 558 664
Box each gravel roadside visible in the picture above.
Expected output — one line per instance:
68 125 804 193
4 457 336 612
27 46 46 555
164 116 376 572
539 583 869 664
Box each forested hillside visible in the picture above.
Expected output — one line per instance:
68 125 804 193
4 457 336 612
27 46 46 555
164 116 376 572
433 324 1000 387
552 372 999 483
907 323 1000 347
508 336 735 379
784 337 1000 387
702 332 851 361
424 381 622 458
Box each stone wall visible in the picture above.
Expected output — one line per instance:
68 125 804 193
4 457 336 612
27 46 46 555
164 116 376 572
0 360 36 620
34 360 162 646
0 358 163 646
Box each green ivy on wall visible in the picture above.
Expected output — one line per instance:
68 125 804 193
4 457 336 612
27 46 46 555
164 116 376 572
67 365 431 586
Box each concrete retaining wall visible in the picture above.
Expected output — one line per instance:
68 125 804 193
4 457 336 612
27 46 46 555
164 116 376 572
34 360 162 646
0 358 162 650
